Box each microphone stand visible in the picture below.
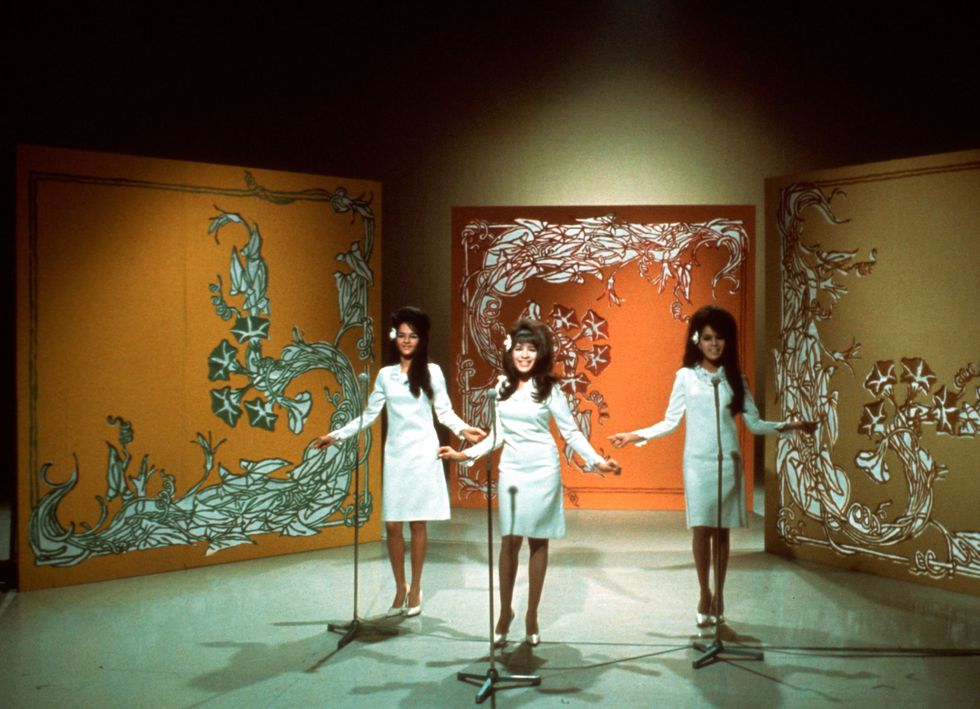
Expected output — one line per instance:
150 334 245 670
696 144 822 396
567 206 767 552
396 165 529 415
329 366 397 649
457 389 541 703
693 375 764 669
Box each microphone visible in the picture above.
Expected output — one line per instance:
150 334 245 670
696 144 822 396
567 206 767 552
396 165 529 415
487 388 498 401
358 372 369 383
508 485 517 495
710 373 722 387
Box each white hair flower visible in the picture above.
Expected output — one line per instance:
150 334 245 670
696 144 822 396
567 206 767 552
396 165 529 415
503 334 512 350
691 331 700 345
389 327 397 340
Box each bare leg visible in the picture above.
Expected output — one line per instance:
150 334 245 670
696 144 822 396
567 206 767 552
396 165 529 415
407 521 427 607
712 528 730 617
525 537 549 635
496 535 522 633
692 527 713 614
386 521 408 608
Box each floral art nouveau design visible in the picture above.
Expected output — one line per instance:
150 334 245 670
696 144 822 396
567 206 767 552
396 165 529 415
773 183 979 580
29 174 376 566
455 213 749 501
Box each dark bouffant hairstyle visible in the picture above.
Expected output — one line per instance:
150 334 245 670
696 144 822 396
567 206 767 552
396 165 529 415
500 319 558 403
683 305 746 415
388 306 433 399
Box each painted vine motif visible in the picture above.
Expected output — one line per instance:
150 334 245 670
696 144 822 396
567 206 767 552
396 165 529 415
773 183 980 580
29 175 376 566
455 213 749 500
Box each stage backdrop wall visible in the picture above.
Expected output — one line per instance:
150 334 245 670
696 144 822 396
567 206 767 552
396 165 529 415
450 205 756 511
764 149 980 595
16 146 382 591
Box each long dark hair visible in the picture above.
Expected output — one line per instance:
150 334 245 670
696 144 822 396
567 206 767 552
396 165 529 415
388 306 433 399
500 319 558 403
683 305 745 415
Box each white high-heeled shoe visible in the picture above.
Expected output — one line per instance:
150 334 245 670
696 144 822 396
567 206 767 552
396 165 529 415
696 612 716 627
406 589 424 617
524 633 540 647
493 609 515 647
386 585 409 617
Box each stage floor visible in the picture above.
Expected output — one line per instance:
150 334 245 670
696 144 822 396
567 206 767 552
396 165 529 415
0 505 977 707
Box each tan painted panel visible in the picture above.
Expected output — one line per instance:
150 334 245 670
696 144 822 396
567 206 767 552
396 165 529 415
764 150 980 594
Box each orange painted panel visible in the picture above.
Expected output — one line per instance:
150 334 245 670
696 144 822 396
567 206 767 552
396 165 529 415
449 206 755 511
16 146 382 590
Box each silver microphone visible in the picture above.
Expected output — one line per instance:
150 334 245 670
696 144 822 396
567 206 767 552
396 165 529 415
358 372 369 383
710 374 722 386
487 388 498 401
508 486 517 495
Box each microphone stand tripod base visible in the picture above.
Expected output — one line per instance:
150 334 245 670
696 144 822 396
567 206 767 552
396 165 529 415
457 667 541 704
692 638 763 669
328 617 399 650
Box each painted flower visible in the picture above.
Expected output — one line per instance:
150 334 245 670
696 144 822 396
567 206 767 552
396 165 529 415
503 334 512 350
931 386 959 435
560 372 591 395
549 303 579 331
858 399 887 439
584 343 611 376
863 360 896 397
389 327 397 340
691 331 700 345
900 357 938 394
579 308 609 341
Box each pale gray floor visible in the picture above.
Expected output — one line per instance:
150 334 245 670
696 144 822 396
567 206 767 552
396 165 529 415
0 502 978 708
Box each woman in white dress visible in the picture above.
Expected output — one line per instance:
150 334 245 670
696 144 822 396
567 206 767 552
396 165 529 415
439 319 621 646
609 306 814 626
314 307 486 616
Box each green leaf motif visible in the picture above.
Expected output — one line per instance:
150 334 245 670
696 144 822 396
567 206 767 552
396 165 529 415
208 339 240 381
208 211 244 235
211 387 245 427
245 397 278 431
240 458 291 476
229 246 246 295
105 443 127 502
231 316 271 343
282 392 313 434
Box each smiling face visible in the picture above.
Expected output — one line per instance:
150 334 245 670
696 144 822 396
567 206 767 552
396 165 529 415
697 324 725 364
395 322 420 359
511 341 538 376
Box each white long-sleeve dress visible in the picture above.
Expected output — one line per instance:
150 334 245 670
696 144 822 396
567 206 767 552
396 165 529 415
330 363 469 522
631 365 786 529
462 380 605 539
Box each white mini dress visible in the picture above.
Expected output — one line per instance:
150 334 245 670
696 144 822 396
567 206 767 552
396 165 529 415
462 380 605 539
331 363 468 522
631 365 786 529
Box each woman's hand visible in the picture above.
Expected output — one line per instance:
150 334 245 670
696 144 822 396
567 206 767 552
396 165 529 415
438 445 468 462
596 457 621 475
779 420 818 435
608 432 641 448
461 427 488 444
312 434 339 449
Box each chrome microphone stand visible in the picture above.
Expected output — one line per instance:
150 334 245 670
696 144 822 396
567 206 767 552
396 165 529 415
457 388 541 703
329 367 397 649
692 375 764 669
